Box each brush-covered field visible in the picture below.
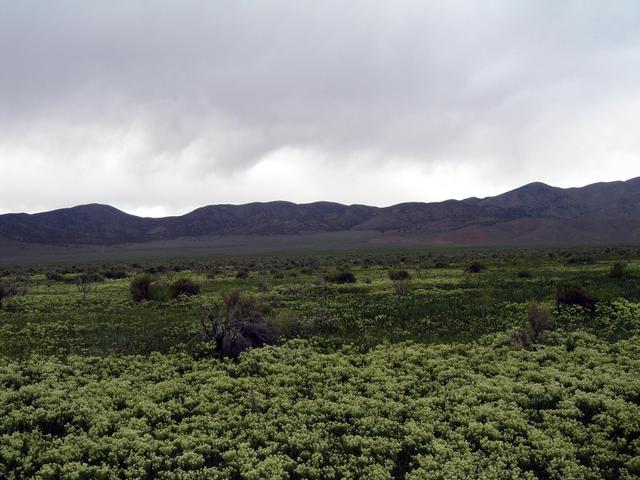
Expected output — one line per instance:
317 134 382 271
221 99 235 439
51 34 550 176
1 245 640 479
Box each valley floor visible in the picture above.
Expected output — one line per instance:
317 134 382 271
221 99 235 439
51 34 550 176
1 245 640 479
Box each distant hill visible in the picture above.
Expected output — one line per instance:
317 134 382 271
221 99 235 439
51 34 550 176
1 177 639 245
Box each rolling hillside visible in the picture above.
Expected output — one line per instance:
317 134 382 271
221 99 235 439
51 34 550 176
1 177 639 245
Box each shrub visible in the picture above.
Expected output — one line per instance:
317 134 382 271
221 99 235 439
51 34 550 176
235 269 250 280
465 262 486 273
527 300 554 339
0 280 26 309
75 274 96 302
567 255 595 265
257 278 270 293
609 262 627 279
388 270 411 281
514 301 554 348
103 269 127 279
45 272 65 282
555 280 597 311
199 290 277 359
149 281 171 302
130 273 155 302
170 278 201 298
83 273 105 283
274 310 313 338
393 281 411 296
325 271 356 284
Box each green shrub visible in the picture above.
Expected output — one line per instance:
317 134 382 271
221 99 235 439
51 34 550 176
275 310 314 338
149 281 171 302
170 278 201 298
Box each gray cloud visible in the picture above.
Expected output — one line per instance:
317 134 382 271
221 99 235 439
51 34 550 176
1 1 640 215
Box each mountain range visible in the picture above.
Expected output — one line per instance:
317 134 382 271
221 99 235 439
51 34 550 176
2 177 640 246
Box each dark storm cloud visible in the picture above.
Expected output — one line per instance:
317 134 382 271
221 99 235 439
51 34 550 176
1 1 640 215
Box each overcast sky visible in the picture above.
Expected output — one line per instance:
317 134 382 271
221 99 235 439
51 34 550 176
1 1 639 217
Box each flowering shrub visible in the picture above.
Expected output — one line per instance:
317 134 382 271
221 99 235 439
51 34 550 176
1 335 639 479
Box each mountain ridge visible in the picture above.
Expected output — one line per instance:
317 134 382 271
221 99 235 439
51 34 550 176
2 177 639 245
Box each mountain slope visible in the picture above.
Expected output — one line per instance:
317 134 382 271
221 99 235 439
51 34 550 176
1 177 639 245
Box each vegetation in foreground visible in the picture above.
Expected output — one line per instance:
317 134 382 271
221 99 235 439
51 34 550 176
1 245 640 478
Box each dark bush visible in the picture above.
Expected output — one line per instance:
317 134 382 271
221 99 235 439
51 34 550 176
45 272 65 282
555 280 597 311
517 270 532 278
325 271 356 284
0 280 26 309
206 269 219 279
388 270 411 281
465 262 486 273
130 273 155 302
84 273 105 283
103 269 127 280
170 278 201 298
199 290 277 359
566 255 595 265
235 269 249 280
257 278 270 293
609 262 627 279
